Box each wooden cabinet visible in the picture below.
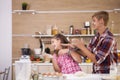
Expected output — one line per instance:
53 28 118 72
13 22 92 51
12 63 120 80
37 63 92 73
38 65 55 73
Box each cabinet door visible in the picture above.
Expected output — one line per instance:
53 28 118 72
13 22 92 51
38 66 55 73
87 65 92 73
80 65 88 73
117 65 120 74
80 65 92 73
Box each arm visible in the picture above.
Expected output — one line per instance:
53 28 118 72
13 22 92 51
61 44 82 63
77 38 116 65
69 50 82 63
71 38 97 64
52 56 61 73
79 46 97 64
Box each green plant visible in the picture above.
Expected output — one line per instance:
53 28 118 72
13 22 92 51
22 2 28 10
22 2 28 6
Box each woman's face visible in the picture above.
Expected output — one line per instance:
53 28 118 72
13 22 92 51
51 38 61 50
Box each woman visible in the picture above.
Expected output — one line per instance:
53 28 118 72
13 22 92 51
51 33 82 74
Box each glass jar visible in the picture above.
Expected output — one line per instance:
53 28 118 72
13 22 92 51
81 28 86 35
46 25 52 35
52 25 58 35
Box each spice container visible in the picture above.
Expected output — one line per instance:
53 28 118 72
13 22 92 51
69 25 74 35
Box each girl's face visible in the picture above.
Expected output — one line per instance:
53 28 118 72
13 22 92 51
51 38 61 50
92 17 103 30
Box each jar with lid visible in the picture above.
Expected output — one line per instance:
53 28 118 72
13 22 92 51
84 21 91 35
81 28 86 35
84 21 90 28
52 25 58 35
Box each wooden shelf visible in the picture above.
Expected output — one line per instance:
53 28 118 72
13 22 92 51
12 9 120 14
12 34 120 37
32 34 95 38
12 34 94 37
12 34 32 37
12 10 35 14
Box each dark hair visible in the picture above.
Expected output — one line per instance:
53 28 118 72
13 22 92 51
52 33 69 55
53 33 69 44
92 11 109 26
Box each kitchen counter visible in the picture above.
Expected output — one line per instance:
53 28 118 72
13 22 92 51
31 62 93 66
12 62 120 73
12 62 120 66
12 62 120 80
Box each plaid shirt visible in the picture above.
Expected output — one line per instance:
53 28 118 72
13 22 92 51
53 53 81 74
88 28 118 73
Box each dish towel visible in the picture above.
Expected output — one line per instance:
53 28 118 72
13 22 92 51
15 60 31 80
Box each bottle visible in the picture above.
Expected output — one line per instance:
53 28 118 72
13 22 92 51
69 25 74 35
32 65 39 80
33 72 39 80
118 52 120 62
46 25 52 35
87 27 90 35
91 27 94 35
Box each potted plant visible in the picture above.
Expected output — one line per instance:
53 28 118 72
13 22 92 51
22 2 28 10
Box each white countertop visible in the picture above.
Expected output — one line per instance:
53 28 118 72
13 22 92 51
12 62 92 66
12 62 120 66
32 62 93 66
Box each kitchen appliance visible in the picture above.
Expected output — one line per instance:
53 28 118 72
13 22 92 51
21 48 31 55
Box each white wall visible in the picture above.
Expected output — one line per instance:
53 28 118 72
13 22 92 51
0 0 12 80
